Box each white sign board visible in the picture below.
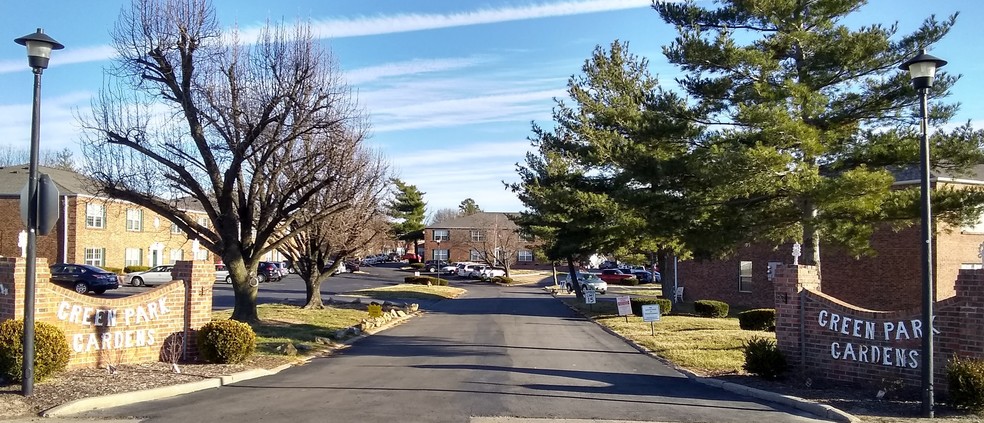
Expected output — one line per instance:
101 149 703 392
616 296 632 316
642 304 661 322
583 287 596 304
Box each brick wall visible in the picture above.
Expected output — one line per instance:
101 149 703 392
774 264 984 394
0 258 214 369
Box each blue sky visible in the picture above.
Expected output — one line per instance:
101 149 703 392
0 0 982 216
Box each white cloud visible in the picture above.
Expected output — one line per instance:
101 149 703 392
0 45 116 75
369 89 563 132
239 0 651 41
346 56 495 85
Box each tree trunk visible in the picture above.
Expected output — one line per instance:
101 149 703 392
566 256 583 300
658 251 673 300
224 252 259 323
303 274 324 309
230 284 260 322
801 198 821 272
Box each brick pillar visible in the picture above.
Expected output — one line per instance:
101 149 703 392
171 260 215 360
0 257 48 322
774 264 821 367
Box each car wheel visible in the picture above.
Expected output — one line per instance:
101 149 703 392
131 277 144 287
427 266 436 272
93 289 106 295
257 274 267 283
74 282 88 294
225 275 232 284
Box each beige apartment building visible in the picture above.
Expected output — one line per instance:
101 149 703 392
0 165 211 269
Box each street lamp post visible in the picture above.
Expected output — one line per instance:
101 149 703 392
900 48 947 418
14 28 63 396
435 239 442 279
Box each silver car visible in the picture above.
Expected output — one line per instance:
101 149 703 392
564 272 608 294
125 265 175 287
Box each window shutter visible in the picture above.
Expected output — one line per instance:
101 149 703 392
101 248 106 266
139 209 144 232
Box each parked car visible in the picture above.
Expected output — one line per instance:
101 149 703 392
440 262 460 274
457 263 483 278
124 265 175 287
564 272 608 295
402 253 422 263
599 268 635 284
274 261 291 278
49 263 120 295
216 263 231 284
257 261 282 282
479 267 506 279
631 270 654 284
423 260 451 273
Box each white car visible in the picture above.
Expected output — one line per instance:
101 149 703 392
125 265 175 287
564 272 608 295
457 263 483 277
479 267 506 279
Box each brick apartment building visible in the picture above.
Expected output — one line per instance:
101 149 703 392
673 165 984 311
0 165 212 269
423 212 546 269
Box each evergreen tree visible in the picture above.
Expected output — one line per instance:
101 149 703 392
458 198 482 215
386 179 427 250
652 0 984 266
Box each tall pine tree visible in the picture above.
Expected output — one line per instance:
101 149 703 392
653 0 984 267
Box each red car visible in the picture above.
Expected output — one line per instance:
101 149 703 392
598 268 635 283
402 253 421 263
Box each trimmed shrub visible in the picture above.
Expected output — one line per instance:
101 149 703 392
948 356 984 413
609 277 639 286
694 300 729 318
743 337 787 380
123 265 151 274
403 276 446 285
630 297 672 316
102 267 124 275
738 309 776 331
491 276 514 284
196 320 256 364
0 320 71 382
409 262 425 270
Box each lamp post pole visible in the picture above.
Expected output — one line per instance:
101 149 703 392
435 239 442 279
14 28 63 397
900 48 947 419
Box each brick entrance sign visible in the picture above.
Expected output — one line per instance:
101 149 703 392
0 258 214 369
774 264 984 393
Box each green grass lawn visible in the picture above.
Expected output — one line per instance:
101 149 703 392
351 284 466 300
563 299 774 376
213 304 370 356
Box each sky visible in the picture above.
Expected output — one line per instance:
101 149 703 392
0 0 983 217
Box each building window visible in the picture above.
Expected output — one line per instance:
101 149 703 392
85 204 105 229
170 249 184 264
124 248 143 267
84 248 105 267
960 263 984 270
469 250 483 262
197 216 209 229
470 230 485 242
433 249 449 261
518 250 533 262
126 209 143 232
171 223 182 234
433 229 449 241
739 261 752 292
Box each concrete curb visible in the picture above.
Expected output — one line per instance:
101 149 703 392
550 291 860 423
42 310 422 418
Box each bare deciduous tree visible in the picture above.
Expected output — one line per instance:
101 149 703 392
0 146 76 170
79 0 367 322
279 147 391 309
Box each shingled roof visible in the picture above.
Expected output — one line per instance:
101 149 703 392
427 211 520 229
0 164 98 196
